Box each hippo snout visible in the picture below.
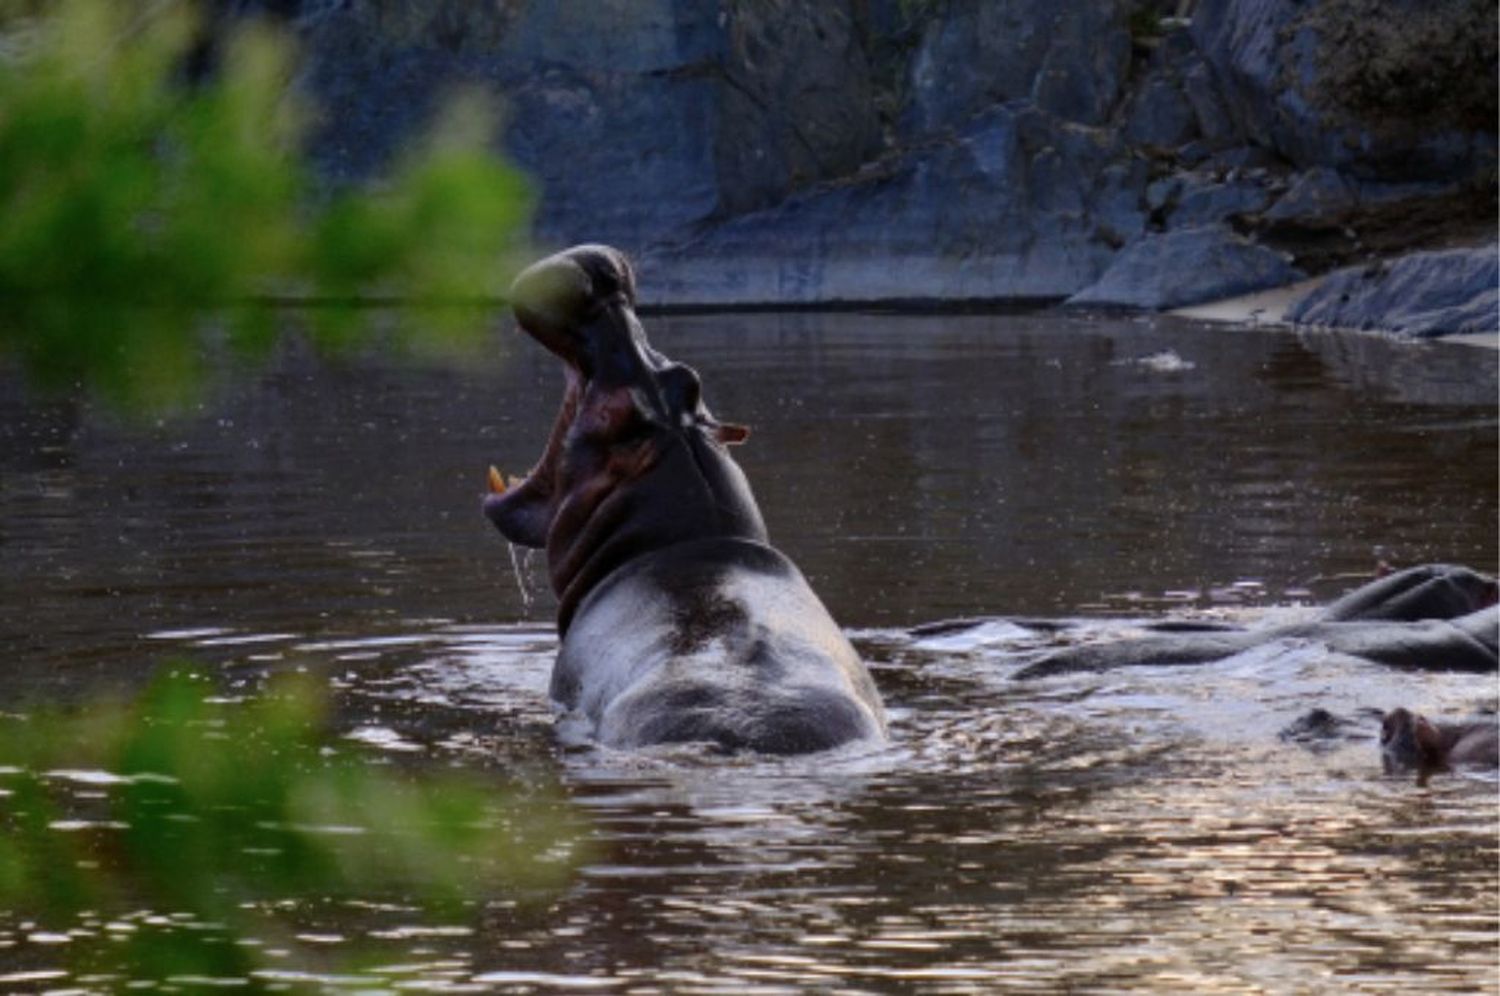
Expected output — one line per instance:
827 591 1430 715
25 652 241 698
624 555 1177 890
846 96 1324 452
509 244 637 358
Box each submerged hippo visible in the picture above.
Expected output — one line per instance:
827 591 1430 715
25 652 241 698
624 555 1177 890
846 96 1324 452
1015 564 1498 679
482 245 886 753
1380 707 1499 774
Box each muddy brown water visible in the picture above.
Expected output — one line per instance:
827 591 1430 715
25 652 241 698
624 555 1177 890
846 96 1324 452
1 311 1496 992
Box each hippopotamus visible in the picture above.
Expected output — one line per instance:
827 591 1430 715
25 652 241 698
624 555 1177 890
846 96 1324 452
1014 564 1498 679
482 245 886 754
1380 707 1499 774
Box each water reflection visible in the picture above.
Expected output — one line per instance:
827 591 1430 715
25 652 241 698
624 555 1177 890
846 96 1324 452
6 611 1468 993
0 312 1496 991
2 313 1495 679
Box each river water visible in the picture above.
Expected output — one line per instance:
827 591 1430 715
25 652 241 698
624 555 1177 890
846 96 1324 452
0 311 1496 992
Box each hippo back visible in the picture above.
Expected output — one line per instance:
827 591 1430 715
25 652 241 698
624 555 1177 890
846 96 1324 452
554 538 887 754
1321 564 1498 622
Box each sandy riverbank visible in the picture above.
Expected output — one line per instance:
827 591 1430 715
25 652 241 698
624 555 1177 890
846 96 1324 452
1173 277 1500 350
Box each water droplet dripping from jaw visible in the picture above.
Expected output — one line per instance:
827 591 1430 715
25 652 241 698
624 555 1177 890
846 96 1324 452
508 543 536 616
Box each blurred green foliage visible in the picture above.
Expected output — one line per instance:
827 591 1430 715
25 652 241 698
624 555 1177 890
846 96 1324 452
0 0 532 409
0 7 556 981
0 668 584 988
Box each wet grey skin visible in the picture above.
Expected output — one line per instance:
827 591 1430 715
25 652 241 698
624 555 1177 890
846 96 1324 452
1013 564 1499 680
483 245 886 754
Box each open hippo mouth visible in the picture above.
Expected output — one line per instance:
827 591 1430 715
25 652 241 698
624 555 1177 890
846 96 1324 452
482 245 756 625
481 363 581 550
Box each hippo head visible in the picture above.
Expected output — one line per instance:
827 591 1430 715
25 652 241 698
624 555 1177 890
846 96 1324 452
484 245 767 630
1380 707 1425 771
1379 706 1459 774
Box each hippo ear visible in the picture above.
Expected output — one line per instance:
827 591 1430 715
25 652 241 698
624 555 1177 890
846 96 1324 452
612 248 638 306
713 422 750 446
567 243 637 307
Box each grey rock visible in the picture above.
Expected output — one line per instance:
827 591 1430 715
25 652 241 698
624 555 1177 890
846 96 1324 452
247 0 1494 306
1355 178 1463 208
904 1 1132 134
1124 75 1200 148
1152 25 1201 66
1189 0 1302 153
292 0 882 247
1122 27 1211 149
1190 0 1497 182
639 105 1141 306
503 69 722 244
1175 141 1215 167
296 43 483 183
1264 167 1358 225
1146 177 1183 213
1286 246 1499 337
1172 177 1274 226
1207 145 1284 172
1066 224 1303 310
495 2 723 74
1092 161 1151 246
1181 58 1239 143
1032 30 1134 125
712 3 882 216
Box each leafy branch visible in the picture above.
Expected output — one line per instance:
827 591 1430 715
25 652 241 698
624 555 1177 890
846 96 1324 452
0 0 532 409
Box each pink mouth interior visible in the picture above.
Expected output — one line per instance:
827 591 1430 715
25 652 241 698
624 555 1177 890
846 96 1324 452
484 366 582 546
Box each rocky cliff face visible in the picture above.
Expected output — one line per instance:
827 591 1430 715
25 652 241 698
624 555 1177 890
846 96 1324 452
274 0 882 248
261 0 1497 308
1192 0 1495 180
